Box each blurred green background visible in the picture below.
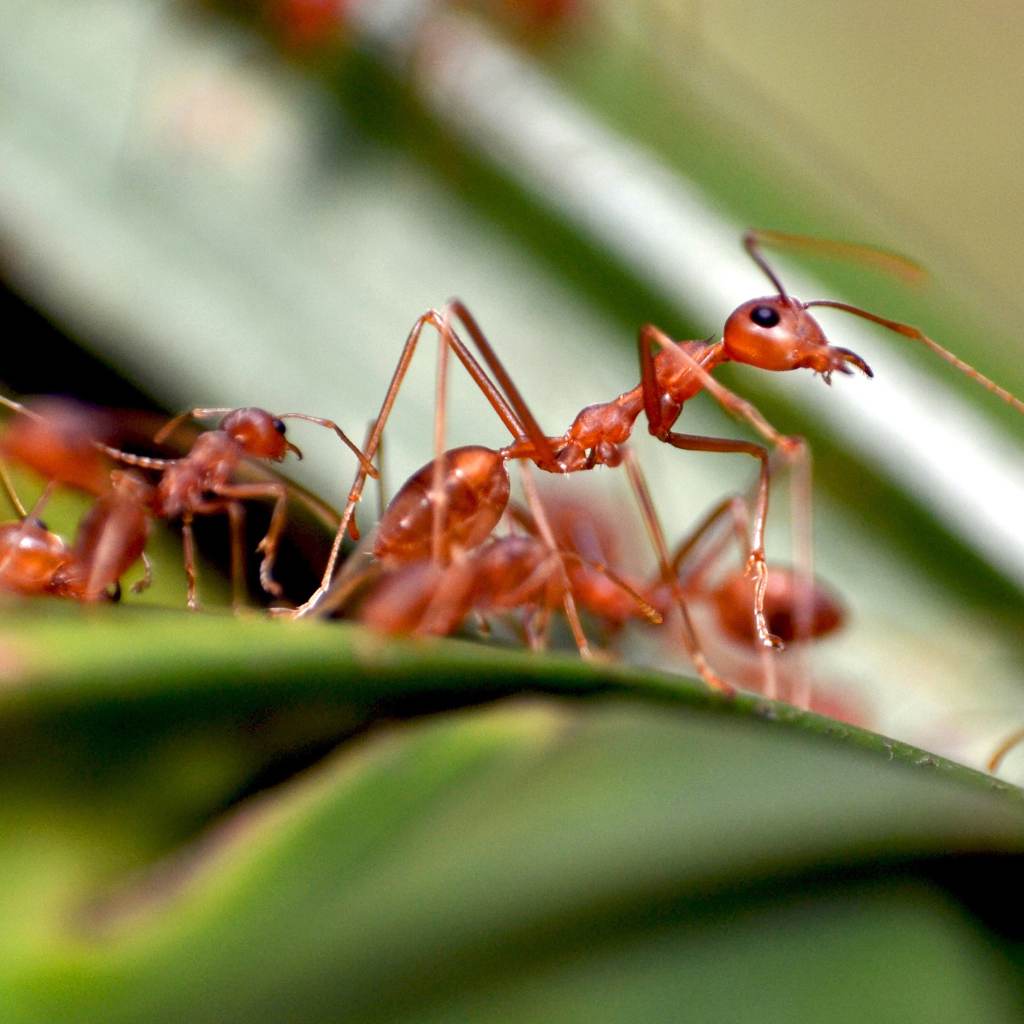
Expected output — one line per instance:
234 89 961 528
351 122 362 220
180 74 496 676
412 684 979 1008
1 2 1024 1020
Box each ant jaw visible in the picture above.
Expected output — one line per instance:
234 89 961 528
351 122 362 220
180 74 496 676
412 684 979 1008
284 440 304 461
803 345 873 382
831 346 874 378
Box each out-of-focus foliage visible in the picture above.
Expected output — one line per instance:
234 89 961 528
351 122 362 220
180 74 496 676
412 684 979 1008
1 611 1023 1024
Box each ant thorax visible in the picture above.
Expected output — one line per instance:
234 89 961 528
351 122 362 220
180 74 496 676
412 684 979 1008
155 431 241 519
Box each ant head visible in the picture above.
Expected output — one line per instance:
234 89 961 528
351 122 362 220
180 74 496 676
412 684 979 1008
220 408 300 461
722 297 873 382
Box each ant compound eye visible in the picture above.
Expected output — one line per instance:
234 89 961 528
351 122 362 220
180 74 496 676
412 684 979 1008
29 517 47 531
749 305 781 328
272 418 286 434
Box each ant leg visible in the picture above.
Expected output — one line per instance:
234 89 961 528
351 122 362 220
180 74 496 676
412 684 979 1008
226 500 247 611
277 414 378 478
131 551 154 594
182 512 199 610
213 483 288 598
296 309 526 616
446 301 559 469
661 432 780 649
0 461 26 518
988 728 1024 774
153 408 235 445
430 314 452 565
668 495 750 587
518 462 593 659
621 448 733 695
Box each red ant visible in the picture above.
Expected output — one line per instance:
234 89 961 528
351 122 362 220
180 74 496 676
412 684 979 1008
529 485 846 699
300 231 1021 690
0 397 154 601
99 406 376 609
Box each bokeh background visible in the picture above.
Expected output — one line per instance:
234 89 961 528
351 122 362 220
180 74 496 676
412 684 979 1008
1 1 1022 767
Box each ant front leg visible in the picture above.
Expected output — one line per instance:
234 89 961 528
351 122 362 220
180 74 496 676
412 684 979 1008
639 325 811 651
213 482 289 598
131 551 154 595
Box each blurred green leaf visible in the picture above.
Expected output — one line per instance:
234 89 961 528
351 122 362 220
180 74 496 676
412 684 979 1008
0 611 1022 1022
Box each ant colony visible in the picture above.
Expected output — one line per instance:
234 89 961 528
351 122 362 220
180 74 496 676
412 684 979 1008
1 233 1020 756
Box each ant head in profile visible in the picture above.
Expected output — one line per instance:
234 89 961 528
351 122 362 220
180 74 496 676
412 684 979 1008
718 230 914 384
219 408 303 461
723 297 873 383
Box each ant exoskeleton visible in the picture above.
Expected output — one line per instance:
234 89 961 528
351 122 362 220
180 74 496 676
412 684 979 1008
99 406 376 609
301 231 1023 675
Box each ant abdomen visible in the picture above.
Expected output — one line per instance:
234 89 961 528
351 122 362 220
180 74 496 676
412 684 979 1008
709 566 844 647
373 446 510 563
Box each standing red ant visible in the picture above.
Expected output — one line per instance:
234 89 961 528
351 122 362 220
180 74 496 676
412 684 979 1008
100 406 376 609
298 231 1022 692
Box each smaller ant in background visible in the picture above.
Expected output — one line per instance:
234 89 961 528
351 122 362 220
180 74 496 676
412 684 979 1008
0 397 154 601
105 405 376 609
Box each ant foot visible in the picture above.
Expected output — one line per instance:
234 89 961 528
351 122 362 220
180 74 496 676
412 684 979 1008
259 566 284 598
779 434 806 459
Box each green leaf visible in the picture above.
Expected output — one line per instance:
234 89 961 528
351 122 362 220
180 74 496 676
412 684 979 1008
0 612 1021 1023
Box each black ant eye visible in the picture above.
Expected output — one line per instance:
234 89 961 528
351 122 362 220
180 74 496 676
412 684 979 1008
272 419 286 434
750 305 781 328
30 517 47 531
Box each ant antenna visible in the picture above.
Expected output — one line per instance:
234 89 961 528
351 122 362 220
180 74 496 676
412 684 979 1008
803 300 1024 414
743 231 790 301
153 408 234 445
988 726 1024 774
748 229 927 285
